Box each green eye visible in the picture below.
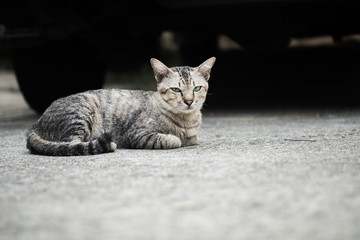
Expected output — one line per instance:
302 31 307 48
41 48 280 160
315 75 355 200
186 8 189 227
193 86 202 92
171 88 181 93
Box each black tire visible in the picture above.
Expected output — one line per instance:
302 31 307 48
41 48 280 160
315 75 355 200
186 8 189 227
13 40 105 113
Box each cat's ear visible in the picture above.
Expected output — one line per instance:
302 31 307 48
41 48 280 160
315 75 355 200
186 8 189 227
195 57 216 81
150 58 173 83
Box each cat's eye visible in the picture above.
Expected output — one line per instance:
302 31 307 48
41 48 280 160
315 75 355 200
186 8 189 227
193 86 202 92
171 88 182 93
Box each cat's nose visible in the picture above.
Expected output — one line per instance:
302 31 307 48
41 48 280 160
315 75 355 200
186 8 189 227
184 100 193 106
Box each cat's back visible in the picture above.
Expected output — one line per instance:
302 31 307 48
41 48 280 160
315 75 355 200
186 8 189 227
46 88 152 110
88 88 154 111
37 88 154 123
31 88 154 139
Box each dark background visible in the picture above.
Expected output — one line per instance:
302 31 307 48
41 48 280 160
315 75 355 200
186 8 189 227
206 40 360 110
1 0 360 111
105 34 360 110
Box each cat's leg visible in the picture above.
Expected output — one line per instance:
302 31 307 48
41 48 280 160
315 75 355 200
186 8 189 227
58 112 117 153
153 133 182 149
184 135 198 146
132 133 181 149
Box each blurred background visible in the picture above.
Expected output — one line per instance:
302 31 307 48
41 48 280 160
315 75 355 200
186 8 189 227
1 0 360 113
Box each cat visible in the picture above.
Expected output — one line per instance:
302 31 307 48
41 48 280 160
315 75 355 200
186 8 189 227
26 57 216 156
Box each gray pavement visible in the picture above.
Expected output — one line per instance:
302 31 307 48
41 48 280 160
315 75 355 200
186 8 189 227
1 71 360 240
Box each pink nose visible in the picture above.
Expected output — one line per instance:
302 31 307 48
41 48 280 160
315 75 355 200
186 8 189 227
184 100 193 106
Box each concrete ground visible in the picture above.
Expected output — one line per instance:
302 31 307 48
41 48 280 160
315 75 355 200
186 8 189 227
1 71 360 240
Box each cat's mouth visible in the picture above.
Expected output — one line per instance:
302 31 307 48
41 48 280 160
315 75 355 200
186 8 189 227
182 103 196 112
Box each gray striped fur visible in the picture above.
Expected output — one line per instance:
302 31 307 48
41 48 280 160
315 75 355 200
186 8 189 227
26 57 216 156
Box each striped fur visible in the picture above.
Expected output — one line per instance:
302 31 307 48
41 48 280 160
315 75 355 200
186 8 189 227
26 57 216 156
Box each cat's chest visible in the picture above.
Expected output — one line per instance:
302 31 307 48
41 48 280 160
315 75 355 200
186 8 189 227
167 117 201 144
175 124 197 137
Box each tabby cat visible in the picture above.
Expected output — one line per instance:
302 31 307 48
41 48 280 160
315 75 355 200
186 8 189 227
26 57 216 156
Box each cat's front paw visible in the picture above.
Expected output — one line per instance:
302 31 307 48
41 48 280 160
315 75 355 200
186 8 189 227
155 134 181 149
110 142 117 151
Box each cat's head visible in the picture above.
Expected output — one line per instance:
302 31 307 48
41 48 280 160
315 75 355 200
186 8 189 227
150 57 216 114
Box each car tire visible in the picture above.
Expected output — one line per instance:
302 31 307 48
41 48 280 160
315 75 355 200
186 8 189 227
13 39 105 113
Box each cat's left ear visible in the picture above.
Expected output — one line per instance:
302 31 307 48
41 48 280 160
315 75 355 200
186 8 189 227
150 58 174 83
195 57 216 81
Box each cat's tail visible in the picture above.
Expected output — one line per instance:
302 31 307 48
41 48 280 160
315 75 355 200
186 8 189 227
26 131 117 156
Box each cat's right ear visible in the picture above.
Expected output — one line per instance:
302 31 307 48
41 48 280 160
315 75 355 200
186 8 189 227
150 58 173 83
